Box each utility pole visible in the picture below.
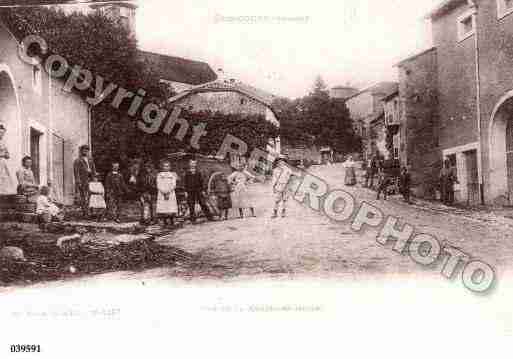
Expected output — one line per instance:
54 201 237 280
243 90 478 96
468 0 485 205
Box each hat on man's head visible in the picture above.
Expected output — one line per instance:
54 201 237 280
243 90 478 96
79 145 90 151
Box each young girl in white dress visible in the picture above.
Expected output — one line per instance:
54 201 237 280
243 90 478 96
228 166 255 218
88 173 107 222
156 160 178 227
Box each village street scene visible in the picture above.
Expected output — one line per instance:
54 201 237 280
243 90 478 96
1 0 513 356
1 0 513 288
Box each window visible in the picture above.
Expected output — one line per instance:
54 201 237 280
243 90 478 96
119 7 131 29
119 6 131 18
32 65 42 95
498 0 513 19
457 10 475 42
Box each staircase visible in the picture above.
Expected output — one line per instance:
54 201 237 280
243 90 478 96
0 194 38 223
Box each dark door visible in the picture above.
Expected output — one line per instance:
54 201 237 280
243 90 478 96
30 128 41 185
464 149 479 205
507 119 513 202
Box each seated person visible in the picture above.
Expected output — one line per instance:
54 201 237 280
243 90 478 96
36 186 64 223
16 156 39 197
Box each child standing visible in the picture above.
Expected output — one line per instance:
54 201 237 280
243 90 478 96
228 165 255 218
156 160 178 227
88 172 106 221
212 172 232 220
105 162 128 223
376 168 391 201
137 161 158 225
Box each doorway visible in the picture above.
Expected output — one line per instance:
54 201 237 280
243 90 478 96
464 149 479 205
30 128 42 185
507 118 513 202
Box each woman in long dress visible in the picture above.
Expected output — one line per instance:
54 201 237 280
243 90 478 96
156 160 178 227
0 124 15 194
343 156 357 186
16 156 39 197
228 166 255 218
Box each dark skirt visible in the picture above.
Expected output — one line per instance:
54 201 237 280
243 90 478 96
217 195 232 210
344 167 357 186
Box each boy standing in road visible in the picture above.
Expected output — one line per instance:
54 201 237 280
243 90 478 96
184 160 214 223
105 162 128 223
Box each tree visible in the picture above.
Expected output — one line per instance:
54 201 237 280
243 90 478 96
275 78 361 155
311 75 328 96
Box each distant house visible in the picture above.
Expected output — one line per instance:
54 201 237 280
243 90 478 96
382 90 401 161
345 82 398 161
167 78 281 158
137 50 218 93
0 21 91 204
330 86 359 101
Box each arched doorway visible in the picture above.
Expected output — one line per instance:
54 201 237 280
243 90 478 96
0 64 22 194
489 91 513 204
507 118 513 200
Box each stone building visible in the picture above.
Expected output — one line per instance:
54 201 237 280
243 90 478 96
345 82 398 161
0 21 91 204
382 90 401 161
330 86 359 101
410 0 513 205
62 1 137 38
167 79 281 157
396 48 441 199
138 50 217 92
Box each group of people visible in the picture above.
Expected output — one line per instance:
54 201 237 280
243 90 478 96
356 154 412 203
439 159 458 205
361 153 458 205
72 145 259 226
0 124 63 221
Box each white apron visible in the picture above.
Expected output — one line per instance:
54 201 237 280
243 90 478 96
156 171 178 214
88 181 106 209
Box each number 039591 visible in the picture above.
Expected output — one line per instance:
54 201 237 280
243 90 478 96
10 345 41 353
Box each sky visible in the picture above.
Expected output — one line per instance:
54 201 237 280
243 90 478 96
136 0 441 99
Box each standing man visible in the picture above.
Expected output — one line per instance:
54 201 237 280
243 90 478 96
364 154 378 188
184 160 214 223
73 145 96 218
446 162 458 206
376 167 391 201
399 166 412 204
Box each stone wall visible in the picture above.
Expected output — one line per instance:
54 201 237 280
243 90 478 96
398 48 441 199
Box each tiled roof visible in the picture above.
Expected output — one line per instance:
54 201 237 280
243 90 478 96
425 0 467 19
168 79 275 107
395 47 437 67
346 81 398 101
138 50 217 86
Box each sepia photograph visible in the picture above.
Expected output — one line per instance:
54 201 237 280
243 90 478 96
0 0 511 358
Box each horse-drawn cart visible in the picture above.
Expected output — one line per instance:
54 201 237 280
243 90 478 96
166 152 234 218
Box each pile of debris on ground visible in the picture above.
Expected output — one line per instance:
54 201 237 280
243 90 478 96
0 222 195 285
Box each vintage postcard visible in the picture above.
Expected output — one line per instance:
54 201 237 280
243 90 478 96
0 0 511 358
